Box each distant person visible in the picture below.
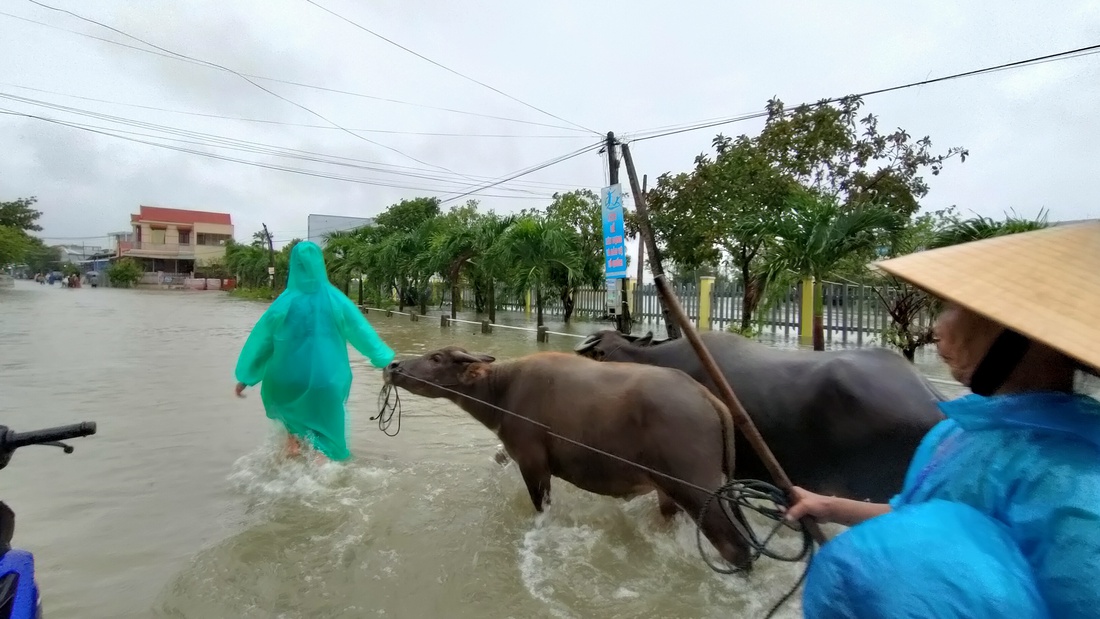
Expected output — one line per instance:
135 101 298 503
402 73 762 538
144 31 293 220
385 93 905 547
233 241 395 462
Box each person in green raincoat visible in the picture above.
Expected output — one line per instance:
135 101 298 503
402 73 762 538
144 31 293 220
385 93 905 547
233 240 395 461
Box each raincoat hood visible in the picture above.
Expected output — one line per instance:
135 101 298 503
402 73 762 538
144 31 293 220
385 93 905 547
287 241 329 292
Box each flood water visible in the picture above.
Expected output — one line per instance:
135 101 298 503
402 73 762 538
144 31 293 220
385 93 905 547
0 281 971 619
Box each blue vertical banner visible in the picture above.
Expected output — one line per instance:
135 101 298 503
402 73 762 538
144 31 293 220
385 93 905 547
602 184 628 279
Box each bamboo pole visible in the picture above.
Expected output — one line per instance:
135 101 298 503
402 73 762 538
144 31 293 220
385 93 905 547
619 141 827 545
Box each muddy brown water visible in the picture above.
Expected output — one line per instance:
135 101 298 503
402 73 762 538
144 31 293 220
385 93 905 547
1 281 973 618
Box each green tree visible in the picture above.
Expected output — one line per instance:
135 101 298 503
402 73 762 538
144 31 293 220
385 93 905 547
374 197 441 233
649 136 798 332
370 218 440 313
106 257 143 288
930 208 1049 248
763 189 904 350
429 201 483 319
0 197 44 232
0 225 29 268
492 214 580 326
0 197 45 268
23 237 60 274
873 206 957 361
755 96 968 218
225 238 271 289
544 190 605 322
467 212 516 322
874 207 1048 361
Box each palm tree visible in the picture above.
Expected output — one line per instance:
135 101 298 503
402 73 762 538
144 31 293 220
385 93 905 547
430 215 480 320
322 231 359 296
930 208 1049 249
764 190 904 350
491 215 580 327
466 213 516 323
225 239 269 288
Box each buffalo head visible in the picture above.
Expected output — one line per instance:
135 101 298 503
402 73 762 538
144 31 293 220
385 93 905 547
385 346 496 398
574 329 645 361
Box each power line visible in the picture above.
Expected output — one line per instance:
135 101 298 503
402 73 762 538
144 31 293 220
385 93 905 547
627 43 1100 142
440 141 604 204
0 10 589 133
23 0 491 183
0 91 597 193
0 83 590 140
0 108 571 199
302 0 599 136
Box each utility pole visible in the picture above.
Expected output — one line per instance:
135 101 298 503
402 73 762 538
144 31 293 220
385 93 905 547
606 132 632 334
635 174 647 314
262 222 275 289
620 142 681 339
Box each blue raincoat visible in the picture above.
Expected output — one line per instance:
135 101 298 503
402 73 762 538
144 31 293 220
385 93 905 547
234 241 395 460
803 499 1049 618
804 392 1100 618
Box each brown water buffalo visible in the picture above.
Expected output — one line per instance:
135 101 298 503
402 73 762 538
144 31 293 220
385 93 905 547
573 329 948 503
384 346 753 569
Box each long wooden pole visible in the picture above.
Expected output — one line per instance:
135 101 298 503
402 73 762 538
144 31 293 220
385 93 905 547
619 141 827 545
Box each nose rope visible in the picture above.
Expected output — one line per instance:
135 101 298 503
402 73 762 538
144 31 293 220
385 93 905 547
382 370 813 619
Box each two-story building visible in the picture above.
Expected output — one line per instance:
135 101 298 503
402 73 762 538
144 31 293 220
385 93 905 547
115 206 234 281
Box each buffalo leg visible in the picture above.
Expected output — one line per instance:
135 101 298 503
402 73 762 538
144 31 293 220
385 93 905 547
656 488 681 519
519 466 551 512
663 482 751 570
513 451 552 512
493 445 511 466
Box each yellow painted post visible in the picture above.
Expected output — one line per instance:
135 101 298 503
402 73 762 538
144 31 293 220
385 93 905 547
525 289 532 317
800 277 815 346
698 276 715 330
625 278 636 313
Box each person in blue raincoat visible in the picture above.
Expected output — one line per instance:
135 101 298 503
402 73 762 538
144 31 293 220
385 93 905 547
234 241 395 461
787 222 1100 618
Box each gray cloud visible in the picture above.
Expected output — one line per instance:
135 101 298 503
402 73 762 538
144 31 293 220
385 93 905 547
1 0 1097 251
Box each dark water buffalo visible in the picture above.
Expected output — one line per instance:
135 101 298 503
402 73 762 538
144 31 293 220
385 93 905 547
574 330 948 503
385 346 753 568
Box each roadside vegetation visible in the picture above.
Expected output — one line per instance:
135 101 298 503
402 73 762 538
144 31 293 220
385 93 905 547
212 96 1048 361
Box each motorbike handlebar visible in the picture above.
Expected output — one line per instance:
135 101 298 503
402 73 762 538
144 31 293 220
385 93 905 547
4 422 97 449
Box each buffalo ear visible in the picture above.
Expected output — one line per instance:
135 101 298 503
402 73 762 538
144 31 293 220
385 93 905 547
460 362 491 385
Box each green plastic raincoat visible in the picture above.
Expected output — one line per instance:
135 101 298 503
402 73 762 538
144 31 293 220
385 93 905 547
234 241 395 460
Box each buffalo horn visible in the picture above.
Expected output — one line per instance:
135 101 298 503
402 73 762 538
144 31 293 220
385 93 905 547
453 350 496 364
574 334 600 353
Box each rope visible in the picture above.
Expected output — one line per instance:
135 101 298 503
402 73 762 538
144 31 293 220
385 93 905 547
377 371 815 617
698 480 815 619
372 383 402 436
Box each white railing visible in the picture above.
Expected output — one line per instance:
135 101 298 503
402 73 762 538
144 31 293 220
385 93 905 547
129 241 195 256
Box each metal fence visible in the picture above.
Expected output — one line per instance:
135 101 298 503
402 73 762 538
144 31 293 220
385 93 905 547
456 280 935 346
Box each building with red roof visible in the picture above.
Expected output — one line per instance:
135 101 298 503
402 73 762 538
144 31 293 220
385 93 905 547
115 205 235 278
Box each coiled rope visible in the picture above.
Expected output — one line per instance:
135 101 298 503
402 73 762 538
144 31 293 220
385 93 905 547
373 382 402 436
377 373 814 618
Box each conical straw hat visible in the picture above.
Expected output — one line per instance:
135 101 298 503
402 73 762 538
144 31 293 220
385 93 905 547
874 221 1100 372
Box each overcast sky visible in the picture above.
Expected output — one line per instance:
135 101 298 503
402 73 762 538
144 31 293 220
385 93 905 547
1 0 1097 255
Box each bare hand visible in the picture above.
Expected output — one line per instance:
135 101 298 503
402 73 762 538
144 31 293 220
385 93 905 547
784 486 891 527
235 382 247 398
784 486 833 523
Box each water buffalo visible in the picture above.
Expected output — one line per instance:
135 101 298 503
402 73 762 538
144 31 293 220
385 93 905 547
385 346 753 569
573 329 948 503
